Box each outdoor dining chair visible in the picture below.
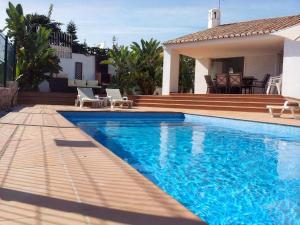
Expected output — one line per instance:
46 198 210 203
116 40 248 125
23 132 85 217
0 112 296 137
204 75 216 93
215 74 228 93
266 75 282 95
252 74 270 94
228 73 242 94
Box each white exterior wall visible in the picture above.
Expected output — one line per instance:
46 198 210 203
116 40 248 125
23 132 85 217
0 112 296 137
244 54 279 80
282 39 300 99
194 58 211 94
108 65 116 76
59 53 96 80
162 49 179 95
162 34 287 96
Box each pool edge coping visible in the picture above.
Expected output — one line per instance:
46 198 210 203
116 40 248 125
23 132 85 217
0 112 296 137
58 110 300 129
58 110 206 224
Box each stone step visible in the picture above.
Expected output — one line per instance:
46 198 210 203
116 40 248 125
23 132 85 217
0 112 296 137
19 92 76 98
133 94 287 112
18 100 74 105
136 103 268 112
134 99 284 107
18 91 76 105
169 93 285 99
133 95 284 103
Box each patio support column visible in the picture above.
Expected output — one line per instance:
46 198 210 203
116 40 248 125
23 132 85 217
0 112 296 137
194 58 211 94
162 48 179 95
282 38 300 99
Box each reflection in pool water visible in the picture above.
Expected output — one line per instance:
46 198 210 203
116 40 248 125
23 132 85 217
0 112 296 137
61 112 300 225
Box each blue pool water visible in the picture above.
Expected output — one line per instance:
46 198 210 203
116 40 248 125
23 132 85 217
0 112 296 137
61 112 300 225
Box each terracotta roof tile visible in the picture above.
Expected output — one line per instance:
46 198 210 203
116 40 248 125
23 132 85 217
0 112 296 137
164 14 300 45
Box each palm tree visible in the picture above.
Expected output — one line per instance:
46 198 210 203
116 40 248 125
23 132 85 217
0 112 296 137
131 39 163 95
5 2 61 90
5 2 26 52
104 38 163 95
103 46 135 94
16 27 61 89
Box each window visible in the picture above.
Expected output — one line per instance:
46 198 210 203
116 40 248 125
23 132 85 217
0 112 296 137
211 57 244 78
75 62 83 80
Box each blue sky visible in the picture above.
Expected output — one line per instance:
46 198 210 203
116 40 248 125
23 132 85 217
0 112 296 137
1 0 300 47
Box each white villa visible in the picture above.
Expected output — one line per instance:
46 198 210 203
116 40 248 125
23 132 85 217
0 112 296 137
162 9 300 99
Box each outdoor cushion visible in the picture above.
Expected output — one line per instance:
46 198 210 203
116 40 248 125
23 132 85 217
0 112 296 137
286 102 299 107
75 80 87 87
86 80 99 87
68 79 75 86
56 73 68 78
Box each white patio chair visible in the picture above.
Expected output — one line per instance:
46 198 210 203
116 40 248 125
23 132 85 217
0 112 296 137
266 76 282 95
266 101 300 118
106 89 133 109
76 88 104 108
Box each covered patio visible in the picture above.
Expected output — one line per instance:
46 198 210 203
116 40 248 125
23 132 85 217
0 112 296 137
162 13 300 99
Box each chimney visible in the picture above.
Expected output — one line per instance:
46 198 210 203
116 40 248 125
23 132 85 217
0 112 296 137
208 8 221 28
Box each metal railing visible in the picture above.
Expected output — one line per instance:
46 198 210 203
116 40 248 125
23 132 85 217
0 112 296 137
50 31 72 58
0 32 15 87
50 45 72 59
49 31 72 47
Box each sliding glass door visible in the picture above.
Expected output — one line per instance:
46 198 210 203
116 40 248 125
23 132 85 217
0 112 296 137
211 57 244 78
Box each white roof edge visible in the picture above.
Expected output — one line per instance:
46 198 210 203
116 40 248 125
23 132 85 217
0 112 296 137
273 23 300 40
163 34 283 49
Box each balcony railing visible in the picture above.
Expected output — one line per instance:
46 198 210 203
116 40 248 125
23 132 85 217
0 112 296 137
50 45 72 59
50 32 72 59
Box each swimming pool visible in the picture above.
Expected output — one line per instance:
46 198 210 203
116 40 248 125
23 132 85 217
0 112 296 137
61 112 300 225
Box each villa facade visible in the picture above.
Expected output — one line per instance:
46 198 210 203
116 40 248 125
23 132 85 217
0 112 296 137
49 32 115 89
162 9 300 99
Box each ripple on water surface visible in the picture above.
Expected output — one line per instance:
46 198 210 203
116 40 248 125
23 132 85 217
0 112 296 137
61 112 300 225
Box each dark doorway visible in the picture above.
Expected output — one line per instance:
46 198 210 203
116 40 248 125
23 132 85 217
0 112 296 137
75 62 83 80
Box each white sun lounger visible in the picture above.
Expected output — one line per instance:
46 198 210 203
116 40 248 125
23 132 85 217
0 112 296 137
106 89 133 109
76 88 104 108
266 101 300 118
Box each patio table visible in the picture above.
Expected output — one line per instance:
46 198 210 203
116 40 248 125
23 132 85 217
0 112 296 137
94 96 109 108
92 101 102 108
242 76 257 94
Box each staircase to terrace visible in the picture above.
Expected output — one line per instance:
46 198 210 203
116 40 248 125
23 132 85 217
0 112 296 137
18 92 76 105
133 94 286 112
17 92 287 113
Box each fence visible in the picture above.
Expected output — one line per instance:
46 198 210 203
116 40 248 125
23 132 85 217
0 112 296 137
0 32 15 87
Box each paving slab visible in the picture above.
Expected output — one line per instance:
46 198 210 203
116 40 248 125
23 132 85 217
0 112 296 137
0 104 206 225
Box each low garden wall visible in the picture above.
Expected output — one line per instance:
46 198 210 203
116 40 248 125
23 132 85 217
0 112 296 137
0 82 18 110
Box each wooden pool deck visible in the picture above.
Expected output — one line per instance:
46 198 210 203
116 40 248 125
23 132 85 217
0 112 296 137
0 104 299 225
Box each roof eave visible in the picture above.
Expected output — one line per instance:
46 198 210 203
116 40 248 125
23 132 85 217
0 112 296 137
163 33 284 49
